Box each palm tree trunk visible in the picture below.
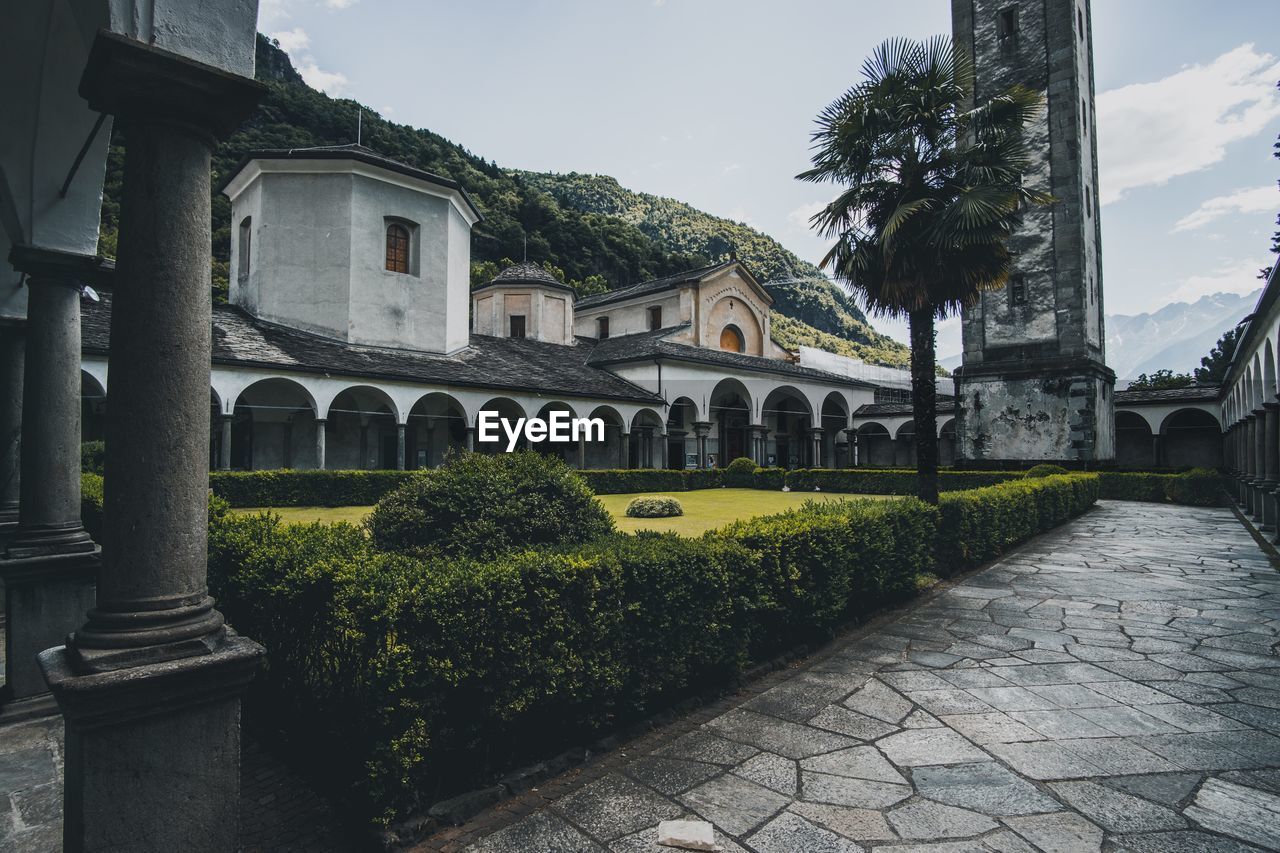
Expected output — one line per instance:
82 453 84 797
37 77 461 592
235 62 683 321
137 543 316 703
909 307 940 505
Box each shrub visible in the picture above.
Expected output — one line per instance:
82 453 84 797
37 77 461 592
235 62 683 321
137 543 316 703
1096 471 1168 502
209 469 417 507
752 467 787 490
81 472 104 541
1164 468 1224 506
365 451 614 559
578 469 694 494
1024 463 1069 478
625 495 683 517
81 441 105 474
785 468 1019 494
723 456 759 487
1097 470 1225 506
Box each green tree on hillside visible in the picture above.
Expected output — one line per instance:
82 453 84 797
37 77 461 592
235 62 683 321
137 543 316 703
1195 326 1240 385
799 37 1045 504
1127 370 1194 391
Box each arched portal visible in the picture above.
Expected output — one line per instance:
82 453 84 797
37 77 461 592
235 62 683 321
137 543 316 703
762 386 813 468
325 385 398 470
857 423 893 467
534 401 580 467
81 370 106 443
406 393 467 469
1115 411 1155 469
666 397 699 470
630 408 666 469
895 421 916 468
709 379 751 467
1160 408 1223 470
820 393 850 469
475 397 527 454
586 406 626 469
232 378 319 470
939 418 956 468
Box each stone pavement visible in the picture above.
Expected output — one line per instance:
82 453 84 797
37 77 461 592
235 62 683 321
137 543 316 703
450 501 1280 852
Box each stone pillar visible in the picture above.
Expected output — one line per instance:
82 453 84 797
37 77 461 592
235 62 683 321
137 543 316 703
1254 410 1267 520
39 32 266 853
693 421 710 470
1151 435 1161 469
621 431 631 469
218 416 232 471
845 429 858 468
465 425 476 452
396 424 406 471
578 435 586 470
1 247 101 708
749 425 767 466
314 419 326 470
658 433 668 470
0 321 24 537
809 427 824 470
1265 403 1280 531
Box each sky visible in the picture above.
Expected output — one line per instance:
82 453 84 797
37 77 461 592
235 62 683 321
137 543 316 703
258 0 1280 355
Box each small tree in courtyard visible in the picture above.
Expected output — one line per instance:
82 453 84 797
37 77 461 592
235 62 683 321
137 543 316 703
799 37 1045 503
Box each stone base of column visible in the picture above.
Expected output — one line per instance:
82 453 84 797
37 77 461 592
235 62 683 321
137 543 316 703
1261 481 1278 531
39 631 263 852
0 548 98 705
5 521 96 561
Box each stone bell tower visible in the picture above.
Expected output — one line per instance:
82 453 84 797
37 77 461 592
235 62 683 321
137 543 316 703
952 0 1115 466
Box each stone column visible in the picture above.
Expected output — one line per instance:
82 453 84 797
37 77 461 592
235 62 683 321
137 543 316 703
0 321 24 536
578 435 586 470
749 425 767 466
465 425 476 452
217 416 232 471
809 427 824 470
39 33 265 852
314 419 326 470
1254 410 1267 520
693 421 710 469
621 431 631 469
1 247 101 708
844 429 858 468
396 424 406 471
1151 435 1161 469
1265 403 1280 531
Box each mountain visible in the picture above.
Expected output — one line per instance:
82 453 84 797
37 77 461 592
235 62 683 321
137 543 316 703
519 172 909 366
94 36 911 368
1106 290 1260 380
937 291 1258 377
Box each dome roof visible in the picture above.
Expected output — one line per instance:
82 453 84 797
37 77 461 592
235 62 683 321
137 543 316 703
490 261 571 289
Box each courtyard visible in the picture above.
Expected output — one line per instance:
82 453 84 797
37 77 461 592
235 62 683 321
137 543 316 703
397 499 1280 853
232 489 890 536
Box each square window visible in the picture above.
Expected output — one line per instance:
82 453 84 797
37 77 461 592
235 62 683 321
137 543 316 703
509 315 526 339
997 7 1018 55
648 305 662 331
597 317 610 339
1009 274 1027 307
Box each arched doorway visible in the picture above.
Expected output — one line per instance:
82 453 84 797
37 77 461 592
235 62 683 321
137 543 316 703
857 423 893 467
1160 408 1223 470
534 402 580 467
325 386 398 470
666 397 698 470
586 406 626 469
895 422 916 468
406 393 467 469
762 386 813 468
475 398 527 454
939 419 956 468
1115 411 1154 469
232 378 319 470
709 380 751 467
820 393 849 469
81 370 106 443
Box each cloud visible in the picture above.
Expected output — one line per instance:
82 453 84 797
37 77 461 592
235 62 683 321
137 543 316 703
1173 185 1278 232
787 200 827 230
1169 256 1270 303
270 26 310 54
726 207 754 226
722 162 742 174
268 25 348 95
325 0 358 7
1097 44 1280 205
257 0 293 30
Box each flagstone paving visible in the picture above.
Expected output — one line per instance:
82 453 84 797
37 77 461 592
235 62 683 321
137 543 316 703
456 501 1280 852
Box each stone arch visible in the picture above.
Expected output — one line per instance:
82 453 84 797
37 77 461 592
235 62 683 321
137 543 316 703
709 379 752 467
763 386 814 468
819 392 850 469
1251 355 1263 408
1159 408 1223 470
534 401 581 467
629 408 666 469
707 295 764 356
406 392 468 469
895 420 917 468
325 385 399 469
232 377 321 470
475 397 528 453
666 396 700 471
857 422 893 468
1115 410 1155 470
81 369 107 443
587 405 627 469
939 418 956 468
1266 339 1276 400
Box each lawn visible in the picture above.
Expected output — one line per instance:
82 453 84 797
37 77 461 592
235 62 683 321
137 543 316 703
233 488 886 536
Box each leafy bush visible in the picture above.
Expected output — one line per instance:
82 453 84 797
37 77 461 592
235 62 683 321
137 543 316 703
81 441 105 474
1096 471 1168 502
81 472 104 541
365 451 614 559
625 496 683 517
210 469 418 507
724 456 760 487
1097 470 1225 506
753 467 787 490
785 468 1019 494
578 468 700 494
1024 464 1069 478
1164 468 1224 506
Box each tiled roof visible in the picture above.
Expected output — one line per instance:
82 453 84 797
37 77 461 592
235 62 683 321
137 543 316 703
80 292 661 404
1115 385 1221 404
575 260 738 309
473 262 575 294
586 325 876 388
854 401 957 417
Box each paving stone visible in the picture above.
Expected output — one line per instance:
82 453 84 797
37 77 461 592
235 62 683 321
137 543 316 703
905 689 995 716
911 762 1061 816
1137 732 1274 771
799 772 912 809
1071 705 1182 736
1004 811 1104 853
808 706 900 741
1026 684 1122 709
678 774 789 837
732 752 796 797
902 709 943 729
799 746 906 785
876 728 988 768
623 757 722 796
787 802 895 841
982 829 1041 853
1047 780 1186 833
1081 680 1176 705
982 741 1102 780
879 671 952 693
1100 772 1202 808
653 730 758 766
1135 701 1251 733
550 774 681 841
885 799 997 839
745 811 864 853
937 712 1043 744
1143 679 1234 705
468 810 605 852
610 821 749 853
964 686 1058 712
997 662 1125 686
1108 829 1264 853
705 709 857 759
1211 700 1280 731
1221 768 1280 796
842 678 914 724
1182 777 1280 849
936 668 1011 689
1006 709 1114 740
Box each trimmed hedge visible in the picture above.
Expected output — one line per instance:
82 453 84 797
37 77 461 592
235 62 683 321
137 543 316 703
81 472 104 542
210 469 418 507
785 468 1020 494
81 441 105 475
1097 469 1225 506
1024 464 1069 478
625 496 684 517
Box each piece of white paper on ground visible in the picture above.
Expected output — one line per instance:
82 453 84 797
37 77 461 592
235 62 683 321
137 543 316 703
657 818 720 852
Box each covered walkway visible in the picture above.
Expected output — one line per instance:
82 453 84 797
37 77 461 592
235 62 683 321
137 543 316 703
436 501 1280 852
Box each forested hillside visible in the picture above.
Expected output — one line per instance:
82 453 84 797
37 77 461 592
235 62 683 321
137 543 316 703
96 36 909 366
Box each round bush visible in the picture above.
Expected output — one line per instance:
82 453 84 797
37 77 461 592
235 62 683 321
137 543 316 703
724 456 759 487
366 451 614 558
725 457 758 475
1024 464 1069 479
625 496 684 518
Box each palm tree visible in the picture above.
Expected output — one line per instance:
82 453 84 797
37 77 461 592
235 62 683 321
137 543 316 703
799 36 1046 504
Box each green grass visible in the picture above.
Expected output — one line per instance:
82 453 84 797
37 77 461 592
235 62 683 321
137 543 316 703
233 488 888 537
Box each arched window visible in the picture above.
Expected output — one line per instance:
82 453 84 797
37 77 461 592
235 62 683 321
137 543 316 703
720 324 745 353
385 223 410 273
238 217 252 279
